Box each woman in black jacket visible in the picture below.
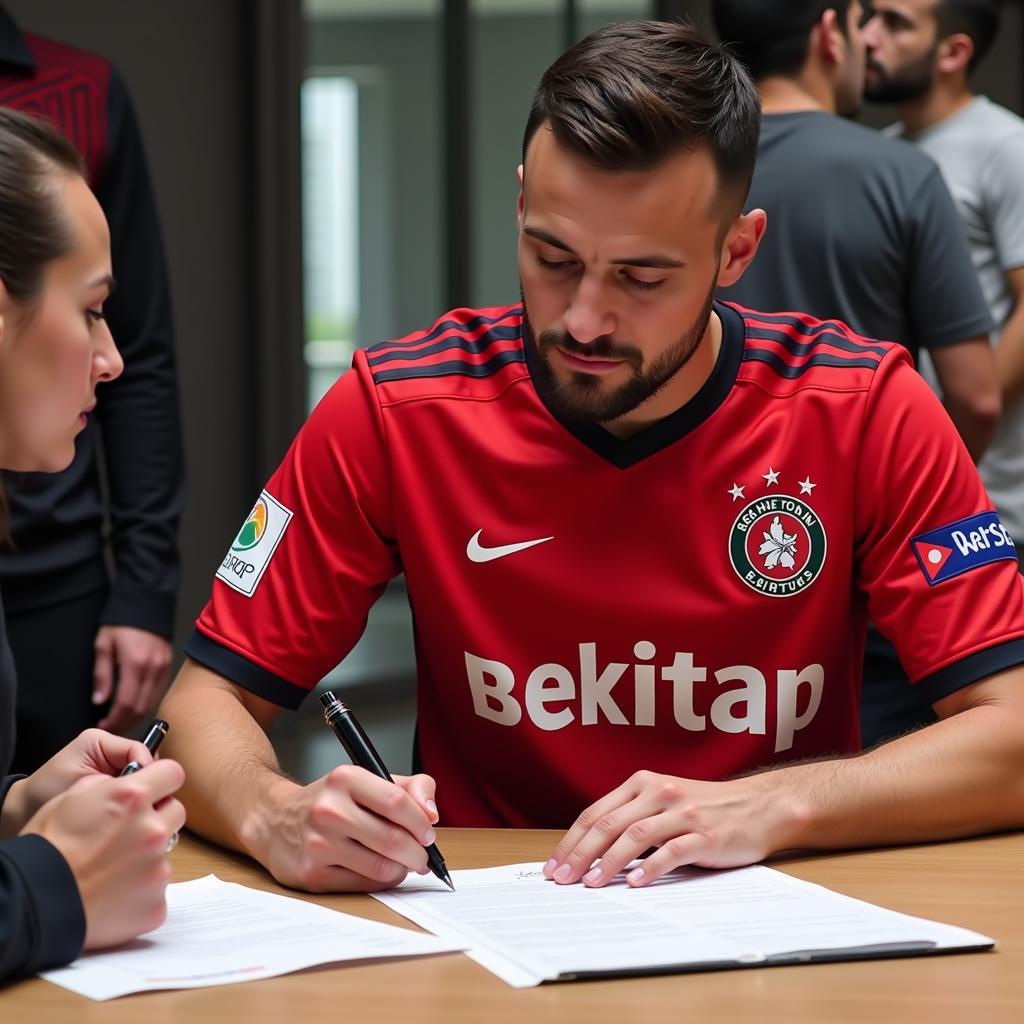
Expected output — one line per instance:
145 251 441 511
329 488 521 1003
0 107 185 980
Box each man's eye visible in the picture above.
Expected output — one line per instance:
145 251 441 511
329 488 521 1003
86 308 106 323
625 276 665 293
535 255 575 271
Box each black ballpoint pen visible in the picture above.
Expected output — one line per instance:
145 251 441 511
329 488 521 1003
119 719 170 776
319 690 455 891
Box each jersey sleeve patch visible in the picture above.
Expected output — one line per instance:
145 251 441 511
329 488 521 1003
911 511 1017 586
216 490 294 597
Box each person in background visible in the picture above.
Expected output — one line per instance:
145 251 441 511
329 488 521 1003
0 107 185 981
711 0 1002 746
864 1 1024 562
161 22 1024 897
713 0 999 461
0 5 184 771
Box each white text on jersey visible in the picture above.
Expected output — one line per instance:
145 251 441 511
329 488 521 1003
465 643 823 753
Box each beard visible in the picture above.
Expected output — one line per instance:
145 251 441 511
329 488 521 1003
523 283 717 426
864 46 938 105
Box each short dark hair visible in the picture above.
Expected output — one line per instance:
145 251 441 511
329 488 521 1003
711 1 854 81
934 0 1001 72
522 20 761 217
0 106 86 304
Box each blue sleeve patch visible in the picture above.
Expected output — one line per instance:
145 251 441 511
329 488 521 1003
911 511 1017 586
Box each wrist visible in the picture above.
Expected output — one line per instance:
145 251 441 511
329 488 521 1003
0 778 34 838
238 773 301 865
746 769 817 856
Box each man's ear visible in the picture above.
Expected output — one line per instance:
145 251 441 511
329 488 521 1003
937 33 973 77
717 209 767 288
516 164 525 231
815 8 845 67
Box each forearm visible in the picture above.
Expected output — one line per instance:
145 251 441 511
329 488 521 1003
930 338 1000 463
994 306 1024 406
159 664 298 861
763 703 1024 853
943 398 997 463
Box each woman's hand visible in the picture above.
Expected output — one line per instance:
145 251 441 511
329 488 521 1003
0 728 157 837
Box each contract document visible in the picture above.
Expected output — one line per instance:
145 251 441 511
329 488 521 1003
373 862 994 987
41 875 463 1000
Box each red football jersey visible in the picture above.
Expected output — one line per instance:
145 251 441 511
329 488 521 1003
187 303 1024 827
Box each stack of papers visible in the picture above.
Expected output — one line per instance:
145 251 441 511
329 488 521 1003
374 862 994 987
42 875 463 1000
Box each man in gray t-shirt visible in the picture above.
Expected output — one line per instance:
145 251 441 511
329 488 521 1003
712 0 1000 747
714 0 996 461
865 0 1024 552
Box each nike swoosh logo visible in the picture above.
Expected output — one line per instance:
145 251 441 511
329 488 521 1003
467 529 554 563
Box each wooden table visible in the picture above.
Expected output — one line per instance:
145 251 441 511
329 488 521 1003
4 829 1023 1022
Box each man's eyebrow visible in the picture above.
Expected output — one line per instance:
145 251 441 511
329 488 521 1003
613 253 685 270
523 225 684 270
523 225 575 253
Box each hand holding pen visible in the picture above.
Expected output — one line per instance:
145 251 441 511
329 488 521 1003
17 725 186 950
5 722 176 837
320 691 455 891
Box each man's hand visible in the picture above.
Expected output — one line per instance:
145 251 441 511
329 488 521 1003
20 759 186 949
94 626 173 733
543 770 803 888
0 728 158 837
248 767 440 893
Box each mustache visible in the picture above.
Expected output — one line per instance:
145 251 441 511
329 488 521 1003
537 328 642 364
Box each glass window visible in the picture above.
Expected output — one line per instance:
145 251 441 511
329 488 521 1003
301 75 359 411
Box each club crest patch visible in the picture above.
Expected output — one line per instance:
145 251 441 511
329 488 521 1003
729 494 827 598
216 491 294 597
911 511 1015 586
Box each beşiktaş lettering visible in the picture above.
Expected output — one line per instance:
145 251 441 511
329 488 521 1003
466 643 823 752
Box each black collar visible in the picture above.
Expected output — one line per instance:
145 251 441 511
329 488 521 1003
526 300 745 469
0 7 36 72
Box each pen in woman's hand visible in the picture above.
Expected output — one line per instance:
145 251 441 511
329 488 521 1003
119 719 170 776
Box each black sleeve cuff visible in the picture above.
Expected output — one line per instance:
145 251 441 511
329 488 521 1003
0 774 26 810
99 588 176 639
920 637 1024 703
183 628 310 710
0 835 86 978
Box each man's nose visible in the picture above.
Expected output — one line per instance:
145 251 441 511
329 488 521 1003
563 274 615 344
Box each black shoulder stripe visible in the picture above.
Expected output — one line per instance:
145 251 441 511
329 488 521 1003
365 307 522 357
746 326 888 359
371 348 526 384
742 349 881 378
367 324 521 367
738 309 871 338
